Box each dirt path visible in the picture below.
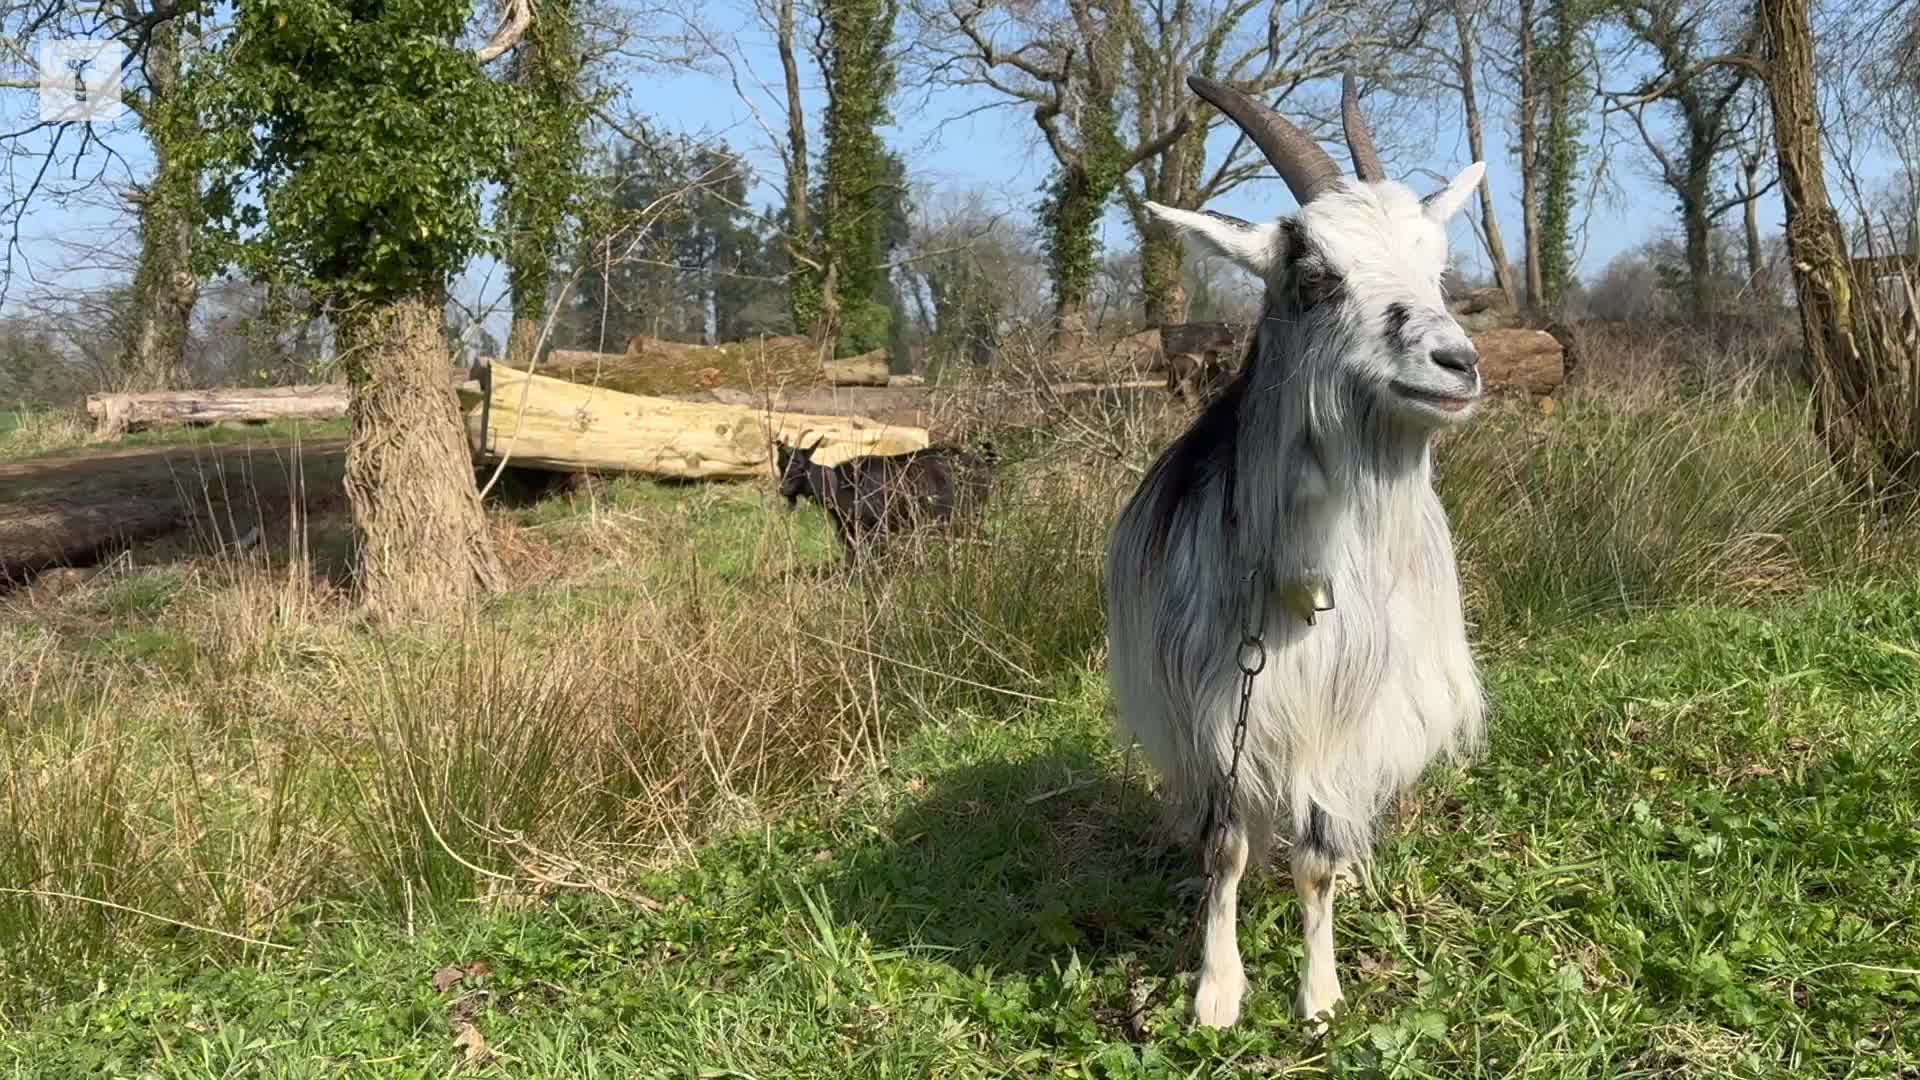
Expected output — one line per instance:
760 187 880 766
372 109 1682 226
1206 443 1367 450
0 438 351 586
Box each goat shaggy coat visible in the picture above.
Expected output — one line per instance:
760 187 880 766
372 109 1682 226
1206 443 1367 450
1104 74 1490 1030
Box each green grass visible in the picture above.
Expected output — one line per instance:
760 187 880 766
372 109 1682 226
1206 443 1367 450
0 410 349 465
2 387 1918 1076
2 583 1917 1077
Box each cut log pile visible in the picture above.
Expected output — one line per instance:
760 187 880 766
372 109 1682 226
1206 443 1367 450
458 363 929 480
540 335 891 395
667 380 1165 434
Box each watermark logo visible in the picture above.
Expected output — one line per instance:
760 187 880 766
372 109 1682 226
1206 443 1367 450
37 40 128 123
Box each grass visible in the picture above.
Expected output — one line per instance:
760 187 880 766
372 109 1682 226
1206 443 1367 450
0 407 90 459
0 408 349 464
2 586 1917 1076
0 373 1917 1076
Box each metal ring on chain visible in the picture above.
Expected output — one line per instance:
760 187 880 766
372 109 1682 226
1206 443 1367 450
1236 636 1266 676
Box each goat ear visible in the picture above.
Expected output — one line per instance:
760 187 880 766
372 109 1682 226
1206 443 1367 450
1144 201 1281 278
1422 161 1486 223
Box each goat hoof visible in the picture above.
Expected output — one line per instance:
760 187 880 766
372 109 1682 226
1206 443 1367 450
1192 967 1247 1029
1295 986 1345 1035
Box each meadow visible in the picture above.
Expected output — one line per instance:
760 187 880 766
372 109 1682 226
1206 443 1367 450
0 327 1917 1077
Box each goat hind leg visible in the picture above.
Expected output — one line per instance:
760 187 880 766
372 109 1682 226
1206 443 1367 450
1191 817 1250 1028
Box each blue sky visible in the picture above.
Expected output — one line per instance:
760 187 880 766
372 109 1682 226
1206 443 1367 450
0 2 1854 349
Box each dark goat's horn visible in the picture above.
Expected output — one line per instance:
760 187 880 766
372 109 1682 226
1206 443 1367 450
1187 74 1341 206
1342 73 1386 183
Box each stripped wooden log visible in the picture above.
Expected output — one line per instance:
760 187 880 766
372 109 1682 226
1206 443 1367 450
458 362 929 479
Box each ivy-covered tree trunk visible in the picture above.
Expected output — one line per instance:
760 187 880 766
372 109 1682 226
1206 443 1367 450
1759 0 1920 503
339 293 502 621
1133 121 1207 328
819 0 899 357
120 19 199 390
1538 0 1584 312
1680 144 1715 317
502 0 585 370
1042 165 1106 343
1140 233 1187 326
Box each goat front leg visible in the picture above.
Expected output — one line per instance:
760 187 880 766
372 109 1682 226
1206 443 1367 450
1291 842 1347 1027
1191 817 1249 1028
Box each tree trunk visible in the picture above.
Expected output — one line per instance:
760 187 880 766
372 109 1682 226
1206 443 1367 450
505 316 541 371
1140 231 1189 326
1683 169 1713 318
1742 154 1766 285
1537 0 1583 313
118 19 198 391
1518 0 1546 311
778 0 816 333
1455 0 1519 307
1760 0 1920 502
338 293 502 621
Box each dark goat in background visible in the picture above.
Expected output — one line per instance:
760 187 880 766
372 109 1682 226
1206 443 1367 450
774 437 997 561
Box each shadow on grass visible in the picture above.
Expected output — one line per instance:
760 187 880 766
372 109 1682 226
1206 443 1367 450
822 739 1206 979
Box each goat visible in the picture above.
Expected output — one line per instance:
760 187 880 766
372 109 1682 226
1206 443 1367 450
1165 350 1232 404
1104 73 1489 1030
774 436 996 563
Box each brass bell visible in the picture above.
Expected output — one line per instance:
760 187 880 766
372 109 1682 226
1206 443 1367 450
1278 573 1336 625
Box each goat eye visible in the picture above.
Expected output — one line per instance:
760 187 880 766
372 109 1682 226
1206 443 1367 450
1298 267 1341 308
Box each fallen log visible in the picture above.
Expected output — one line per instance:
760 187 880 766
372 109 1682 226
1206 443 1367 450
1472 328 1567 398
459 362 929 479
668 380 1168 435
821 348 890 387
542 335 892 395
86 384 351 437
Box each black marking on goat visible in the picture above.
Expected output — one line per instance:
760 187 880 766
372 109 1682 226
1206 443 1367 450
1282 221 1346 311
1138 349 1253 564
1200 208 1258 232
1303 802 1332 852
1384 302 1413 350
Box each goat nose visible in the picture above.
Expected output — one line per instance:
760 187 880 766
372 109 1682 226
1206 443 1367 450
1430 345 1478 375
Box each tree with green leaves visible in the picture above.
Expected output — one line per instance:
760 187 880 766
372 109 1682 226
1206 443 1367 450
815 0 902 356
564 131 783 349
187 0 536 620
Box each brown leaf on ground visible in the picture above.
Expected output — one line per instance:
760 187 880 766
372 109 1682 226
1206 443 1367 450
433 960 494 993
1358 952 1398 980
453 1021 492 1065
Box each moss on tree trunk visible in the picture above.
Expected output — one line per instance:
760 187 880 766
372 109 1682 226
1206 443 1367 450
1761 0 1920 503
119 19 198 391
339 293 502 621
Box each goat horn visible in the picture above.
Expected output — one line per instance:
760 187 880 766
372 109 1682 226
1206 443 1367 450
1187 74 1341 206
1341 73 1386 184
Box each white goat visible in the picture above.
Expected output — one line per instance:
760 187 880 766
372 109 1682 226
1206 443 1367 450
1105 74 1489 1030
